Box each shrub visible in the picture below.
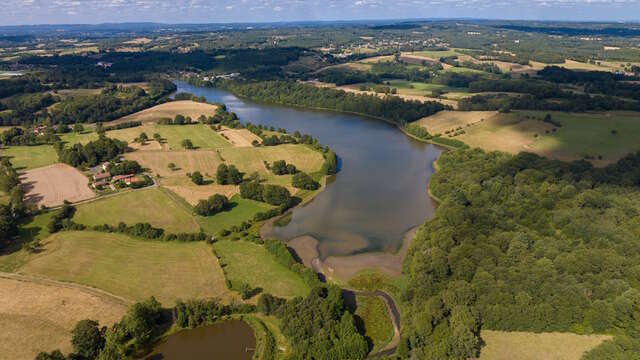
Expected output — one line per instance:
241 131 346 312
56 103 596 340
195 194 230 216
191 171 204 185
181 139 194 149
292 172 320 190
216 164 242 185
262 185 291 206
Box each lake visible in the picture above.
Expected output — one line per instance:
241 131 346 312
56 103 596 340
145 320 255 360
176 81 441 259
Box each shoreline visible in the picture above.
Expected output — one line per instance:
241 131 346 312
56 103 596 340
193 81 446 281
285 226 420 283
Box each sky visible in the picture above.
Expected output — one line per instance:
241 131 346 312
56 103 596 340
1 0 640 26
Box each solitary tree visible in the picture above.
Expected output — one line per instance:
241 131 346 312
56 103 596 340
191 171 204 185
181 139 194 149
71 319 105 359
137 132 148 144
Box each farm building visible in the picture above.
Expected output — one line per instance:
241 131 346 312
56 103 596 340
93 172 111 182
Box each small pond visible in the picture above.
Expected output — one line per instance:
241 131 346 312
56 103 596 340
145 320 256 360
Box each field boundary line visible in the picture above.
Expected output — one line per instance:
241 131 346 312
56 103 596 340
0 271 133 306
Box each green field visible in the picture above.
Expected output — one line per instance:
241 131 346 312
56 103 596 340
17 231 235 304
59 131 99 145
0 211 56 272
412 49 463 58
387 80 468 97
524 111 640 163
156 124 231 150
197 195 274 233
354 295 395 353
1 145 58 170
212 239 310 299
444 66 487 75
74 188 201 233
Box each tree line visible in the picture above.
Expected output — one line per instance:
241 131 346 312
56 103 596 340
192 79 448 124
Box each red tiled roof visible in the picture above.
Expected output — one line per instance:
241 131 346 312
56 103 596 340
93 172 111 181
112 174 134 181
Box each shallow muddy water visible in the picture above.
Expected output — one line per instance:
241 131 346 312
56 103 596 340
145 320 255 360
176 81 442 259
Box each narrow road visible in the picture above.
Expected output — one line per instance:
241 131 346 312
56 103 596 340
345 288 402 358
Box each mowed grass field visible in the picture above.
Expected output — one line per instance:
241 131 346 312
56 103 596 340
418 110 640 165
212 239 310 299
478 330 612 360
73 188 201 233
354 295 394 353
59 131 99 145
0 212 57 272
525 111 640 164
107 100 219 125
17 231 236 305
1 145 58 170
417 110 499 135
109 123 230 150
219 144 324 176
125 149 223 177
0 276 126 360
156 124 230 150
198 195 274 234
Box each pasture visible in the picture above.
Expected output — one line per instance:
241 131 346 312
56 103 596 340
478 330 612 360
410 49 464 59
525 111 640 165
212 239 310 299
0 212 57 272
162 176 239 205
354 295 395 353
107 100 219 125
218 144 325 176
20 164 95 207
17 231 236 305
1 145 58 170
219 128 262 147
0 275 126 360
59 130 99 145
416 110 498 135
417 110 640 165
125 149 223 178
197 196 274 234
73 188 201 233
109 123 230 150
155 124 230 150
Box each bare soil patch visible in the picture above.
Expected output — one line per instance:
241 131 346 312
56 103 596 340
21 164 95 207
107 100 218 125
0 275 126 360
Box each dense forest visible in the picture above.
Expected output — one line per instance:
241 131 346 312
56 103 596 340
401 149 640 359
259 286 369 359
197 80 448 124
